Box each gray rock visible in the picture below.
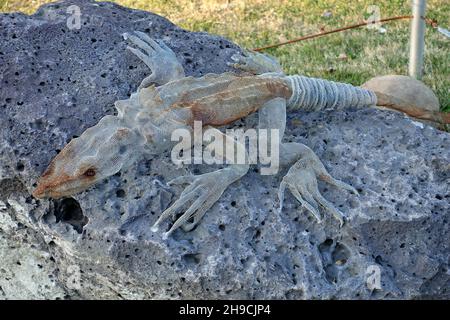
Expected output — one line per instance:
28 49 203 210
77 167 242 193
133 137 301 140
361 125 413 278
0 0 449 300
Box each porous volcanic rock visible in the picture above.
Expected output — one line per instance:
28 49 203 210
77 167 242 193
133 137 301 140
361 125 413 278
0 0 448 299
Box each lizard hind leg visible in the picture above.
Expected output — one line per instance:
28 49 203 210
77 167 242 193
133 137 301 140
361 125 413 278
228 49 283 75
278 144 358 227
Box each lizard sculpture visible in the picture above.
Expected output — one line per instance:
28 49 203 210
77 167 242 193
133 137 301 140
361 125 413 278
33 31 380 238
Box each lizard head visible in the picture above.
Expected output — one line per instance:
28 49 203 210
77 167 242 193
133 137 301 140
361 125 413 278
33 116 143 199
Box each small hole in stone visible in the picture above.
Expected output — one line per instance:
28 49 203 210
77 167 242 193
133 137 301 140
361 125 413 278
16 162 25 172
52 198 88 234
116 189 126 198
183 253 201 265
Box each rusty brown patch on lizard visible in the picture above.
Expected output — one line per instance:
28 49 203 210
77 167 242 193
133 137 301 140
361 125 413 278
178 76 292 127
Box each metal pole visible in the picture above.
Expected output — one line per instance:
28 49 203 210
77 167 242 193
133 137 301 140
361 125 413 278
409 0 426 79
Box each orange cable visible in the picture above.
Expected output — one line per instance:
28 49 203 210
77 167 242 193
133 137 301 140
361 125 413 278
252 15 439 52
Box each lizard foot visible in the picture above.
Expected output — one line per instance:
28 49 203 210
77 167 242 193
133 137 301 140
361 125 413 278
151 168 245 238
228 49 283 75
278 145 358 227
123 31 185 88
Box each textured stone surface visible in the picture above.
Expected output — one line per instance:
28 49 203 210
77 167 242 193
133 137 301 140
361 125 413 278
0 0 449 299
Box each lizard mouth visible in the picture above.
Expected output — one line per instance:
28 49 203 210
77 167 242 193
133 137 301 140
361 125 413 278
32 185 49 198
32 182 73 199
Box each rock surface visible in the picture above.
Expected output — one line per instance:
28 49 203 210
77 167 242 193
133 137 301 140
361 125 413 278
0 0 449 299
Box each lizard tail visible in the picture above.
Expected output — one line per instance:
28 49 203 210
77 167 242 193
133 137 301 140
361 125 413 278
286 75 377 111
286 75 450 125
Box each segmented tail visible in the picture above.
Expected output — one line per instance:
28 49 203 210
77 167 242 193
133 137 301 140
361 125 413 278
286 75 377 111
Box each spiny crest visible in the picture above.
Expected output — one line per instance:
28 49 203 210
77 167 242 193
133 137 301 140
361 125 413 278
138 85 163 110
156 72 239 103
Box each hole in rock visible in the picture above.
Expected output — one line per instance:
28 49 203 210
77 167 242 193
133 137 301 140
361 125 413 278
183 253 201 265
332 243 351 265
52 197 88 233
16 162 25 172
116 189 126 198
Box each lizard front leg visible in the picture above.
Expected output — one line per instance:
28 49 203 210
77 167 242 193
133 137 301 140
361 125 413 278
152 128 249 238
258 98 357 227
123 31 185 88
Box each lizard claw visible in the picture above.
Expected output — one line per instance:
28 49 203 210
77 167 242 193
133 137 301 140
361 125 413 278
152 169 242 237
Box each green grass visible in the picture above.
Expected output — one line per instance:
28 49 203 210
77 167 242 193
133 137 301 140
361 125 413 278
1 0 449 111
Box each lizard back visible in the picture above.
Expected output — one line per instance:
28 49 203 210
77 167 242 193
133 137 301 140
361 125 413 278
112 73 292 150
150 73 292 127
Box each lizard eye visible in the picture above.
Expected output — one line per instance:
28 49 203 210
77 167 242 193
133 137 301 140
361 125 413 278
83 168 96 177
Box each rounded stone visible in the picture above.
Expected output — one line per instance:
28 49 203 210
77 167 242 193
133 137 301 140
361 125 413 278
361 75 440 111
